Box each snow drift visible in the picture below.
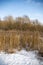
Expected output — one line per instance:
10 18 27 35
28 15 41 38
0 50 43 65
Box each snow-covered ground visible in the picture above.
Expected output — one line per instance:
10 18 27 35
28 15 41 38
0 50 43 65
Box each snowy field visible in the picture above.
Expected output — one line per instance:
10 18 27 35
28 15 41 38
0 50 43 65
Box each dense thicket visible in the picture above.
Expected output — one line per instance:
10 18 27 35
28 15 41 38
0 16 43 32
0 16 43 53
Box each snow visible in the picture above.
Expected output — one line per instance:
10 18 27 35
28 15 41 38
0 50 43 65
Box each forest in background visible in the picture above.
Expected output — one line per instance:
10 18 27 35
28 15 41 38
0 16 43 31
0 16 43 53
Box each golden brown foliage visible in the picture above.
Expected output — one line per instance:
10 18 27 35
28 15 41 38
0 16 43 53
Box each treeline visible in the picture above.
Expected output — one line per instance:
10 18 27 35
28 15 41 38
0 16 43 32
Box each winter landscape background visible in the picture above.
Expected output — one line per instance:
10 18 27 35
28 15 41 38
0 0 43 65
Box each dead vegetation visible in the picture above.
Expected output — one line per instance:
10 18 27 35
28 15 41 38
0 16 43 53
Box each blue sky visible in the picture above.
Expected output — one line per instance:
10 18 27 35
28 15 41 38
0 0 43 23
